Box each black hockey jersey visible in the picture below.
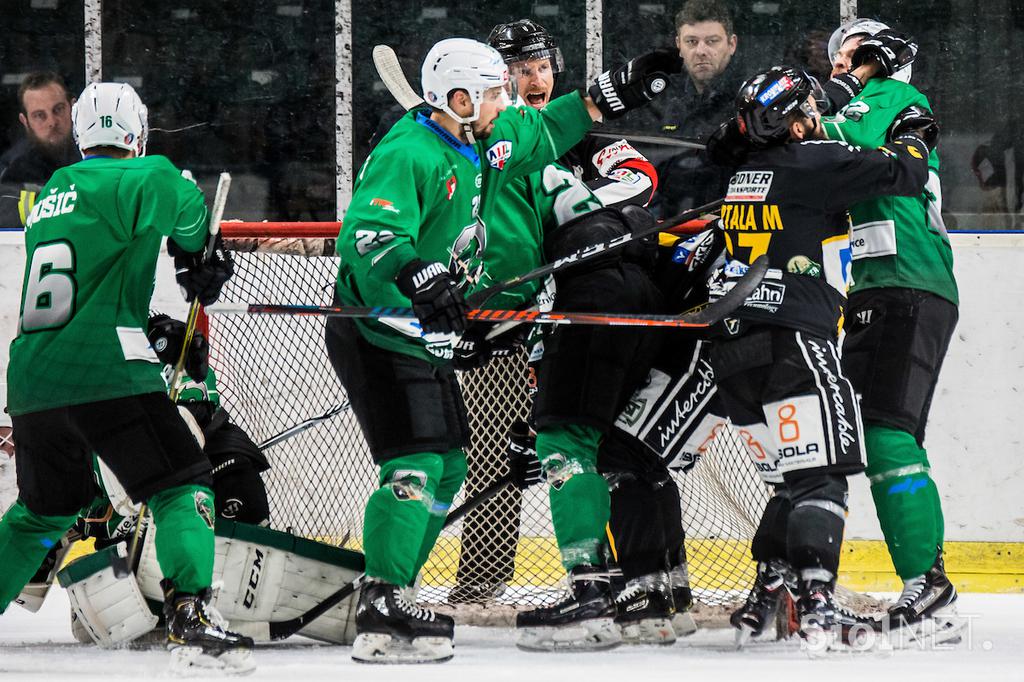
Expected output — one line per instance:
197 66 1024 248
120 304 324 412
715 137 930 338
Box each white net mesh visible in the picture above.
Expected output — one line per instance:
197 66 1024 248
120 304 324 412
209 233 773 616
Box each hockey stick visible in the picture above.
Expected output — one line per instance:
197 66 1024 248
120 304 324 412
266 472 515 640
373 45 424 110
466 197 723 308
113 172 232 580
256 401 350 451
588 130 706 151
206 256 765 330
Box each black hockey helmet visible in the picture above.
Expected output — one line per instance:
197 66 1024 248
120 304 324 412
487 19 565 73
734 65 820 147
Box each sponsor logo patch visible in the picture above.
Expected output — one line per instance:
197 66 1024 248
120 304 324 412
744 281 787 313
756 76 794 105
726 171 774 202
446 175 457 200
486 140 513 170
370 197 400 214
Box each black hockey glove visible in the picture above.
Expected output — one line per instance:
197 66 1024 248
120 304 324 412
395 259 469 335
588 47 682 120
888 104 939 152
507 420 543 489
851 29 917 78
167 232 234 307
706 119 751 168
147 314 210 382
452 323 523 371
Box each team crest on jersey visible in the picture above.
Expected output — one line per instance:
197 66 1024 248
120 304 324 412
195 491 215 530
486 140 513 170
726 171 774 202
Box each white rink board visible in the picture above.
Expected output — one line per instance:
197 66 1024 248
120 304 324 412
1 231 1023 541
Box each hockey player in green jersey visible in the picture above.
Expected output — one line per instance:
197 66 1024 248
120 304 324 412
0 82 252 675
326 37 677 663
824 20 961 642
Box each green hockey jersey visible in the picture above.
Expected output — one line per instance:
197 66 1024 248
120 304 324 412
335 92 593 363
7 155 209 415
822 78 958 306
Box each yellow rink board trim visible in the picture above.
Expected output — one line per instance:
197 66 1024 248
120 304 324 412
63 537 1023 593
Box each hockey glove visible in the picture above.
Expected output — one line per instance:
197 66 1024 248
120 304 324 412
706 119 751 168
507 420 543 489
888 104 939 152
395 259 469 335
851 29 917 79
147 314 210 382
167 232 234 307
452 323 523 371
588 47 682 120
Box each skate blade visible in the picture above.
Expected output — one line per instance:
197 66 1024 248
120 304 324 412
517 618 622 652
885 612 968 649
671 611 698 637
169 645 256 677
802 625 896 658
619 617 676 645
799 625 838 659
734 621 779 649
351 632 454 664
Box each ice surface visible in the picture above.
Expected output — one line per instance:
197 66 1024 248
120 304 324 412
1 587 1020 681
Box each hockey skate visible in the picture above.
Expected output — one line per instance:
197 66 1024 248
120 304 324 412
614 571 676 645
884 550 965 647
668 562 698 637
351 580 454 664
796 579 840 658
730 560 794 647
516 565 622 651
162 580 255 676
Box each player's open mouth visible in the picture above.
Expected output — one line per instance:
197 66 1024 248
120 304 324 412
525 92 547 106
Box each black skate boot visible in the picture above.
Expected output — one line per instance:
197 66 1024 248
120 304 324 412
885 550 963 646
668 561 698 637
162 580 255 675
796 578 839 657
352 580 454 664
614 571 676 645
516 564 621 651
730 560 794 646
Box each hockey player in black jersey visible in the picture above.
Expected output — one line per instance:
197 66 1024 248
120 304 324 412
706 64 935 653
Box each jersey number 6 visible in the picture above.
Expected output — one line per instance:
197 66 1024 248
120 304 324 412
21 240 77 332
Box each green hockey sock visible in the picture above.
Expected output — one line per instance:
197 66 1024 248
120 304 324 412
148 485 216 594
865 425 943 579
536 423 609 571
363 452 445 586
411 449 468 580
0 500 77 612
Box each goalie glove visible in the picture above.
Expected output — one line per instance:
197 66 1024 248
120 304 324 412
888 104 939 152
588 47 682 120
167 232 234 306
147 314 210 382
395 259 469 335
507 420 543 489
851 29 917 79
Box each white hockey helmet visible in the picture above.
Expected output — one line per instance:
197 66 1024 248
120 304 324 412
828 18 912 83
72 82 148 156
421 38 510 125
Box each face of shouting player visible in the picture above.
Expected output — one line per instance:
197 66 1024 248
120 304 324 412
510 57 555 110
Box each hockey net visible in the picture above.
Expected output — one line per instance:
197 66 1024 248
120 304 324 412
207 221 774 623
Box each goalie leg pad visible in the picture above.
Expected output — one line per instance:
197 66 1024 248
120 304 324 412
58 545 159 647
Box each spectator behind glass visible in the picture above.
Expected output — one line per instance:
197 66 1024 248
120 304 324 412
642 0 744 217
0 72 80 186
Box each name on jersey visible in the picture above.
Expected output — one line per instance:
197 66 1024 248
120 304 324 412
486 140 513 170
720 203 784 231
726 171 773 202
25 185 77 228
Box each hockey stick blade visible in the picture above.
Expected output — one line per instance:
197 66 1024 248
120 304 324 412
372 45 424 111
466 197 723 308
588 130 706 151
267 473 514 640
